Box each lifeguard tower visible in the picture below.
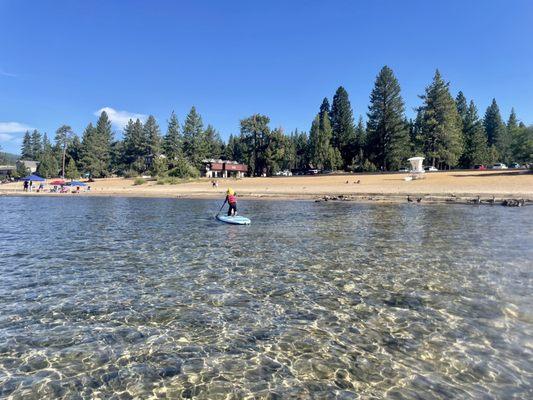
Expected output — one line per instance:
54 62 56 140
405 156 425 180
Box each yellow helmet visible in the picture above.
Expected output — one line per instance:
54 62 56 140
227 188 235 195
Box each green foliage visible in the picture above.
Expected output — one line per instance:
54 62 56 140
366 66 411 170
163 112 183 162
133 177 146 185
65 158 79 179
484 99 506 147
168 156 200 178
419 70 463 168
330 86 356 168
240 114 271 175
510 125 533 163
307 111 341 170
78 111 113 178
362 159 378 172
150 156 168 177
460 100 489 167
30 130 42 160
182 106 208 169
204 124 224 159
144 115 162 157
21 131 33 159
36 147 58 178
15 161 29 178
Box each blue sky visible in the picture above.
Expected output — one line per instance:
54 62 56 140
1 0 532 154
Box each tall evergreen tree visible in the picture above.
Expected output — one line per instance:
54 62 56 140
30 130 42 160
330 86 356 168
163 111 183 162
484 99 509 162
36 135 58 178
55 125 73 178
91 111 113 176
143 115 162 157
484 99 506 147
320 97 330 119
240 114 271 175
79 123 106 177
65 158 79 179
366 66 411 170
123 119 146 172
455 91 468 125
21 131 33 159
461 101 489 167
204 124 223 159
418 70 463 168
308 111 339 170
182 106 208 169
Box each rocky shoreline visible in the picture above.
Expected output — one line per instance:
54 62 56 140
314 193 532 206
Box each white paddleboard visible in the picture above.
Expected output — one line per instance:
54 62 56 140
216 215 251 225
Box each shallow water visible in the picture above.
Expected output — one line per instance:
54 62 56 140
0 197 532 399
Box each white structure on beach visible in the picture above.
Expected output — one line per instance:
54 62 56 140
406 157 425 180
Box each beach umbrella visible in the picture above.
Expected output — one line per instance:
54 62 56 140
50 179 66 185
67 180 88 186
22 174 45 182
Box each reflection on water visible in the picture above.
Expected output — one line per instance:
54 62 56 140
0 197 532 399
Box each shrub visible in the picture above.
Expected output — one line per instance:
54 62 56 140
168 157 200 179
133 177 146 185
123 169 139 178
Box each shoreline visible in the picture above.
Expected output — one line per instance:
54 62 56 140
2 189 532 206
1 170 532 206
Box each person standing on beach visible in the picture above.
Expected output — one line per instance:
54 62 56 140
223 188 238 216
23 180 28 192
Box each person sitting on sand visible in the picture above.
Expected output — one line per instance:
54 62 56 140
223 188 238 216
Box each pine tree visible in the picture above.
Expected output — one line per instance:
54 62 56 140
79 123 104 177
21 131 33 159
484 99 509 162
484 99 506 147
330 87 356 168
36 136 58 178
240 114 271 175
91 111 114 177
419 70 463 168
143 115 162 157
366 66 411 170
65 158 79 179
309 111 336 170
182 106 207 169
320 98 330 119
204 124 223 159
455 91 468 125
55 125 73 178
163 112 183 163
30 130 42 160
461 101 489 167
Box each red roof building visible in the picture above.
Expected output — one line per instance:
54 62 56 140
202 159 248 178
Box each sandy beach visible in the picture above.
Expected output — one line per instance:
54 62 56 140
1 170 532 204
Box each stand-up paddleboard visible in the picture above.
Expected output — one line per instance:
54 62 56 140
216 215 251 225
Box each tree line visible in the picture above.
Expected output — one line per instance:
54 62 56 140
18 66 533 179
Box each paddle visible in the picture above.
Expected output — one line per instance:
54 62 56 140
215 199 226 218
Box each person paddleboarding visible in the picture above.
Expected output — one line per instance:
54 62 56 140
223 188 238 216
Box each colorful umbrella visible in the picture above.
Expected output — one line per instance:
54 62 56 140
22 174 45 182
50 179 66 185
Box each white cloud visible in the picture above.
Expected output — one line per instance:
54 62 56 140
0 122 33 134
94 107 147 129
0 133 15 142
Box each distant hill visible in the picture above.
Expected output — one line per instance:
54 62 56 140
0 152 20 165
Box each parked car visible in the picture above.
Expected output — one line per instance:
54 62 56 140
307 169 320 175
508 162 520 169
424 166 438 172
473 164 487 170
398 168 409 172
492 163 508 169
